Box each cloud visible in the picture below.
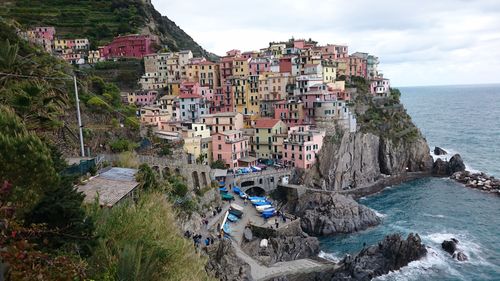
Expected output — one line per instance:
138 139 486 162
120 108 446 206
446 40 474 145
152 0 500 86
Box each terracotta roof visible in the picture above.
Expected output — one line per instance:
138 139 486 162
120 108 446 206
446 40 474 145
254 118 281 128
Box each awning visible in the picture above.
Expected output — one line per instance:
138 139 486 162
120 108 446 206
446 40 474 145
239 156 257 163
213 169 227 178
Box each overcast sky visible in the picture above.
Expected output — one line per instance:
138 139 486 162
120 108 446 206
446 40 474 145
152 0 500 86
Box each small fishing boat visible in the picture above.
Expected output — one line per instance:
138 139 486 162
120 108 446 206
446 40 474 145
249 196 266 201
219 187 228 192
261 211 276 219
233 186 241 194
261 207 275 213
218 181 225 187
227 213 239 222
256 205 273 212
221 193 234 201
253 201 272 206
223 223 231 234
230 203 244 217
238 191 248 199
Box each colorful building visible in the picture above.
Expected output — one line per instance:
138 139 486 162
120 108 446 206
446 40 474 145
99 34 159 59
212 130 253 168
251 119 288 159
283 125 326 169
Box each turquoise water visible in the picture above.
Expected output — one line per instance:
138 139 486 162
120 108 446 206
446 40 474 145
320 85 500 280
400 84 500 177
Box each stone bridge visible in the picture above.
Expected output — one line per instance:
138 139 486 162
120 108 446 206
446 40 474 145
101 153 212 190
231 169 294 195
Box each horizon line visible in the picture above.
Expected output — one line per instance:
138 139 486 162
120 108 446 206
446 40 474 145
395 82 500 88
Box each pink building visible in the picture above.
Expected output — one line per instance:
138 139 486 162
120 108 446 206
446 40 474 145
99 34 158 59
212 130 254 168
211 84 234 113
132 90 158 106
369 78 391 97
318 44 349 60
348 55 367 78
31 27 55 41
249 58 270 76
283 125 326 169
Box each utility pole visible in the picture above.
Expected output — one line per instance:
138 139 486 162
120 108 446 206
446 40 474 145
73 75 85 157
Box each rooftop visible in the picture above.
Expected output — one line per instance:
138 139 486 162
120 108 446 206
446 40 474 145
254 118 281 128
77 167 138 207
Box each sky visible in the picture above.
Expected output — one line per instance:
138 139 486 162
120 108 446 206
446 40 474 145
152 0 500 86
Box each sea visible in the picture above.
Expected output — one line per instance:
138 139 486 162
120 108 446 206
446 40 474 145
319 84 500 280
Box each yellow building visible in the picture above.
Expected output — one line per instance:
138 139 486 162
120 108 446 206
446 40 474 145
199 61 220 90
185 63 200 82
252 118 288 159
322 64 337 83
182 123 212 164
231 77 251 115
232 57 250 78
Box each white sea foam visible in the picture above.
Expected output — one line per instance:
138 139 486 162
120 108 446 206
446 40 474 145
423 213 446 218
429 146 480 174
375 246 464 281
318 250 340 262
359 196 367 200
373 210 387 218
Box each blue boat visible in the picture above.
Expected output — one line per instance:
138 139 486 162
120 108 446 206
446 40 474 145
261 212 276 219
219 187 228 192
262 207 275 213
249 196 266 201
233 186 241 194
223 222 231 234
219 181 225 187
253 201 272 206
238 191 248 199
227 213 239 222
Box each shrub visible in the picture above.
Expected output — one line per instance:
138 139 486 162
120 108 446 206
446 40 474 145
210 160 226 169
110 139 138 152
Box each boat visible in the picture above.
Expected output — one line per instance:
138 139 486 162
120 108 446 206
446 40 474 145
249 196 266 201
230 203 244 217
251 166 261 172
227 213 239 222
255 205 273 212
261 212 276 219
253 201 272 206
219 187 228 192
218 181 225 187
233 186 241 194
261 207 275 213
238 191 248 199
223 223 231 234
221 193 234 201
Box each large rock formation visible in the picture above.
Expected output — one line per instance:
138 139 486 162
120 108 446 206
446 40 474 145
268 233 427 281
432 154 466 176
289 192 381 236
205 240 253 281
434 146 448 155
442 238 468 261
242 235 320 266
304 131 433 191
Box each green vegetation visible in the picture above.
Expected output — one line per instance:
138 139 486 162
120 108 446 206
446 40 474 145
87 192 212 281
1 0 146 46
110 138 139 152
355 85 420 143
210 159 227 169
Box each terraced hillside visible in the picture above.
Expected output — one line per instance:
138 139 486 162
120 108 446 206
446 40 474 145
0 0 211 56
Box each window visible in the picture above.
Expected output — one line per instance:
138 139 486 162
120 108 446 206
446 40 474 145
218 136 221 140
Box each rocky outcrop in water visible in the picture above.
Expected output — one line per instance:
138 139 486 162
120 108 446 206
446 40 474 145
451 171 500 195
434 146 447 155
332 233 427 280
268 233 427 281
242 235 320 266
205 240 253 281
432 154 466 176
442 238 468 261
304 131 433 191
290 192 381 236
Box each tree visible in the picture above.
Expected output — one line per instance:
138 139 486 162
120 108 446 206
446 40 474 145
136 164 158 192
0 105 57 213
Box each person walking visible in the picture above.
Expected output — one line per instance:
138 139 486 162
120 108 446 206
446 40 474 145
275 218 279 229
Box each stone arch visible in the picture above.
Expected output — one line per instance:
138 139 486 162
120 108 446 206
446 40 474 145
162 167 171 179
241 180 255 188
200 171 208 188
192 171 200 189
152 166 161 177
245 186 266 196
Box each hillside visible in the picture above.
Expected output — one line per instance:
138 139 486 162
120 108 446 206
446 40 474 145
0 0 212 57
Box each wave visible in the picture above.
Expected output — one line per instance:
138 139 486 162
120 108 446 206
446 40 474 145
422 213 446 219
373 210 387 218
318 250 340 262
375 246 464 281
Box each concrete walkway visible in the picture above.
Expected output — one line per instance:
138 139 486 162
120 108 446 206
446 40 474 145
208 190 335 281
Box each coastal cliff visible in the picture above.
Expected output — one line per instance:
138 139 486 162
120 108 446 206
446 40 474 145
302 86 433 191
